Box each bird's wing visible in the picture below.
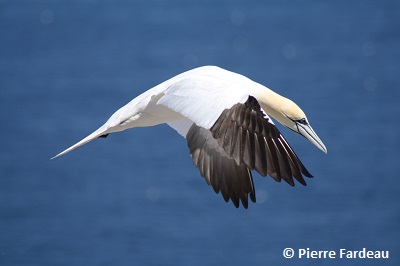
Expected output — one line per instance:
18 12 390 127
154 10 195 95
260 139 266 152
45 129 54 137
158 76 250 129
167 95 312 208
186 122 256 208
169 118 256 208
209 95 312 186
162 78 313 186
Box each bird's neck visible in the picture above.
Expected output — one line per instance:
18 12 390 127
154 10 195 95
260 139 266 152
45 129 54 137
256 86 288 125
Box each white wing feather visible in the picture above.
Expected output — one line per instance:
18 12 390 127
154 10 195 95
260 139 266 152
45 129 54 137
159 76 249 129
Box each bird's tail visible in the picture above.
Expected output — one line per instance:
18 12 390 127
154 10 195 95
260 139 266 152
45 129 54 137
51 125 110 160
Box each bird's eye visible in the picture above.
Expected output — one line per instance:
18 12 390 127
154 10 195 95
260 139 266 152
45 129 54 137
296 118 308 125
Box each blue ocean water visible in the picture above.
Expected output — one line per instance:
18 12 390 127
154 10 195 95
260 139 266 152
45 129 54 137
1 0 399 265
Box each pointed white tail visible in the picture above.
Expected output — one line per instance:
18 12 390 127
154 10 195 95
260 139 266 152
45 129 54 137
51 125 109 160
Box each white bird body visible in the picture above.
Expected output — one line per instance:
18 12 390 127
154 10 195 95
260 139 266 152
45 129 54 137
53 66 327 208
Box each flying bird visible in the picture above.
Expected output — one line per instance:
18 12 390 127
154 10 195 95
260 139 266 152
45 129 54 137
52 66 327 208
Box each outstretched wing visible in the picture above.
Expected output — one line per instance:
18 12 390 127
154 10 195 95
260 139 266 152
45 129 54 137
210 96 312 186
186 123 256 208
159 75 250 129
168 96 312 208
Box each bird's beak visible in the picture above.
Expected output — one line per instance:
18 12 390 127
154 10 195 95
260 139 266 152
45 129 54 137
296 122 327 154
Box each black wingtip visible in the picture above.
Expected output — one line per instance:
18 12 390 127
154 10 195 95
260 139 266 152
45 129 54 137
250 191 256 203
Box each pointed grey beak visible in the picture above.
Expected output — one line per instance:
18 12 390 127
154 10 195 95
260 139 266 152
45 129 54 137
296 122 327 154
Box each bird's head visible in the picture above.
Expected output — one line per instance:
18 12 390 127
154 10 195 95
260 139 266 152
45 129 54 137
259 91 327 154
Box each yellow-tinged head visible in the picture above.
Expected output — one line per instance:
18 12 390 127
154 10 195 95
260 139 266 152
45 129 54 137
258 88 327 154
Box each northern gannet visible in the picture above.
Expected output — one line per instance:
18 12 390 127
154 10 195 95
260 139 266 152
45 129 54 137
52 66 327 208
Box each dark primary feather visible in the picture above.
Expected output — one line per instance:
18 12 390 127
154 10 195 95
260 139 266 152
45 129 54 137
187 124 256 208
186 95 312 208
